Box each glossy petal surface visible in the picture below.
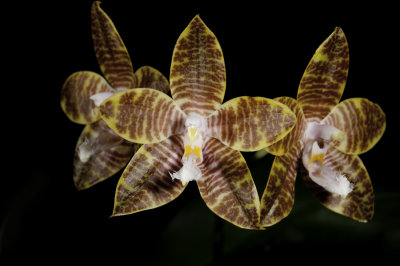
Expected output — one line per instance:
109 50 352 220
73 120 137 190
297 27 349 122
100 88 186 144
61 71 113 124
260 142 302 226
170 15 226 117
322 98 386 155
135 66 170 94
91 1 136 90
302 144 374 222
197 138 261 229
113 135 187 216
265 97 306 156
206 96 296 151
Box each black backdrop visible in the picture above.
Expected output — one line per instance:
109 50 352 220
2 1 399 264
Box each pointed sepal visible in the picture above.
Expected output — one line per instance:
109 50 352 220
100 88 186 144
297 27 349 122
197 138 262 229
301 145 374 222
260 142 302 226
322 98 386 155
61 71 114 124
112 135 187 216
73 120 137 190
170 15 226 117
91 1 136 90
206 96 296 151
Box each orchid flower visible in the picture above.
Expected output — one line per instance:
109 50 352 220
99 15 297 229
60 2 169 190
259 27 386 226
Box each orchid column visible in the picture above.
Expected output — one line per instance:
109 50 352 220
100 16 296 229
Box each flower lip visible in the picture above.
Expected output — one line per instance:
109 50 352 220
302 141 354 197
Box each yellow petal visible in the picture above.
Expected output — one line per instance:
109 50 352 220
135 66 170 93
73 120 137 190
91 1 136 90
322 98 386 154
302 144 374 222
260 142 302 226
61 71 113 124
170 15 226 117
100 88 186 144
265 97 306 156
297 27 349 122
206 96 296 151
113 135 187 216
197 138 262 229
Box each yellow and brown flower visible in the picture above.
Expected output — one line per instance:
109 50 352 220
100 15 297 229
260 27 386 226
60 2 169 190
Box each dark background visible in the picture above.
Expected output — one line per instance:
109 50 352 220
2 0 399 264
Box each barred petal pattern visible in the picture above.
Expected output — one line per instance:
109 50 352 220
297 27 349 122
301 144 374 222
135 66 170 94
61 71 113 124
73 120 137 190
113 135 187 216
91 1 136 90
197 138 261 229
265 97 306 156
322 98 386 155
170 15 226 117
100 88 186 144
260 142 302 226
206 96 296 151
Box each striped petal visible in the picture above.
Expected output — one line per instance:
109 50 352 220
61 71 114 124
260 142 302 226
73 120 137 190
100 88 186 144
322 98 386 155
113 135 187 216
91 1 136 90
301 145 374 222
265 97 306 156
206 96 296 151
170 15 226 117
297 27 349 122
197 138 261 229
135 66 170 94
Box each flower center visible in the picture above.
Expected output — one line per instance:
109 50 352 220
302 122 353 197
170 114 206 185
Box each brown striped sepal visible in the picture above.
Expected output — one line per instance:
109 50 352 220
100 88 186 144
260 142 302 226
265 97 306 156
61 71 114 124
91 1 136 90
73 120 137 190
301 144 374 222
170 15 226 117
197 138 262 229
206 96 296 152
297 27 349 123
112 135 186 216
321 98 386 155
136 66 170 94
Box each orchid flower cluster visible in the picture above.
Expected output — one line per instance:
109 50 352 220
61 2 385 229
